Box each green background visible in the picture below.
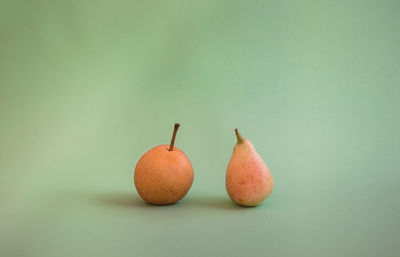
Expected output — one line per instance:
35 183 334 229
1 0 399 256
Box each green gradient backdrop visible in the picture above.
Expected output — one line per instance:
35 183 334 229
1 1 400 256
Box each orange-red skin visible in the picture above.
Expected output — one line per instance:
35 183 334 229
134 145 194 205
226 139 274 207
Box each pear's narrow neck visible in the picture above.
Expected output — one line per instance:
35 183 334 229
235 128 245 144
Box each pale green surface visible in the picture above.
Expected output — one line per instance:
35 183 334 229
1 0 400 256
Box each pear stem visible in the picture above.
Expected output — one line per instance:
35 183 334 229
235 128 244 144
169 123 180 151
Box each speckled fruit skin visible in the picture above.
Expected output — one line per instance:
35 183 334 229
134 145 194 205
226 132 274 207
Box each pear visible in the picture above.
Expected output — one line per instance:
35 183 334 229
134 123 194 205
226 129 274 207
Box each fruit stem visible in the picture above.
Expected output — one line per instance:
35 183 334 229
169 123 180 151
235 128 244 144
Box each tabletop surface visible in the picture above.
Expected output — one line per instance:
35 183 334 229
1 1 400 256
